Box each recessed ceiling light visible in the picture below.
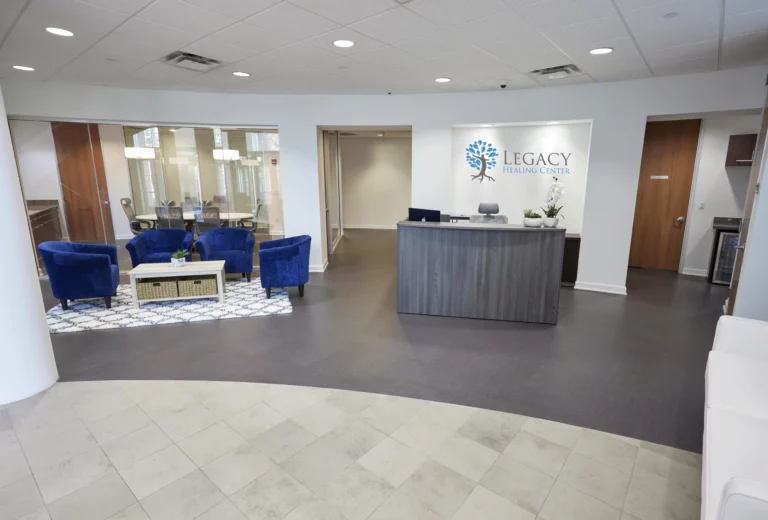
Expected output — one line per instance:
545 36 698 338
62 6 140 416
663 12 678 18
377 133 384 137
13 65 34 71
435 77 451 83
170 129 178 133
480 124 492 127
232 71 250 77
46 27 74 37
590 47 613 55
333 40 355 48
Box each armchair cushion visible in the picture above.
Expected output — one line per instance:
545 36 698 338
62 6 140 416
197 228 255 274
258 235 311 289
126 229 193 267
38 241 120 301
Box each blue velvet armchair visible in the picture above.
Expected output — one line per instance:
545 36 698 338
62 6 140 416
125 229 193 268
38 242 120 310
258 235 311 298
196 228 256 281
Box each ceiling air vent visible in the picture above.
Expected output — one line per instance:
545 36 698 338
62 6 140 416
163 51 221 73
530 64 582 81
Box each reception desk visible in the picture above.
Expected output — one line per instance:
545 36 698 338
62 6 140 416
397 221 566 324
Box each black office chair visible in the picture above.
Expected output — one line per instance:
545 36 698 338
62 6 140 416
155 206 186 230
239 201 264 232
120 198 151 235
193 207 222 235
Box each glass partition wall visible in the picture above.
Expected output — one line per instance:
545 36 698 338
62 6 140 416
123 126 284 267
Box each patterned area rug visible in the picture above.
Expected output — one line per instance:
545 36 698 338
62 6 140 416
46 280 292 333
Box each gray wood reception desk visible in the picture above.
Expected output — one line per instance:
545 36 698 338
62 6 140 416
397 221 566 324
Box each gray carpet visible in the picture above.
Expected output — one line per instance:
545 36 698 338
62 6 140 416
41 230 728 452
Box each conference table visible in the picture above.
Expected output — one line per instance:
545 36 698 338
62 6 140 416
136 212 254 223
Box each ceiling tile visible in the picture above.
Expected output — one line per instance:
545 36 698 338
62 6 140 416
561 37 647 71
644 39 718 67
393 30 471 60
244 2 339 40
112 18 200 49
424 47 530 84
721 29 768 68
632 23 720 50
130 61 203 81
52 52 147 83
515 0 617 31
474 32 573 72
234 42 339 78
183 0 282 19
586 63 651 81
724 0 767 16
78 0 154 15
88 33 170 62
403 0 509 29
352 45 426 69
349 6 439 44
545 16 630 47
22 0 128 36
473 72 539 90
209 22 295 52
453 9 533 44
0 57 57 80
621 0 720 45
328 56 386 77
138 0 236 35
183 37 255 62
187 64 261 89
724 8 768 37
288 0 397 25
649 54 718 75
304 28 385 56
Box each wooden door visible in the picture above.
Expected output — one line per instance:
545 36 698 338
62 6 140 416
727 91 768 314
629 120 701 270
51 122 115 243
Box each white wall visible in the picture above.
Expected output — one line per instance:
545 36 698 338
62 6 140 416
98 124 134 240
2 65 766 291
452 123 590 232
340 136 412 229
682 115 761 276
8 120 68 237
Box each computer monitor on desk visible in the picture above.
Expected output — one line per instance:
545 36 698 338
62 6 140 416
408 208 441 222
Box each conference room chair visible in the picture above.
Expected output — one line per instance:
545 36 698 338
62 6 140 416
193 207 222 236
125 229 193 267
155 206 186 230
258 235 311 298
120 197 151 235
196 228 255 282
38 242 120 310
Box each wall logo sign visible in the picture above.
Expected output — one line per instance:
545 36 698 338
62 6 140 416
465 140 499 183
466 140 572 182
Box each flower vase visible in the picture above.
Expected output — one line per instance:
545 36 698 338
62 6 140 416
543 217 559 228
171 257 185 268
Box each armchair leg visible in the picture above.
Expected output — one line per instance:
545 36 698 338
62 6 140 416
246 273 251 282
299 284 305 297
104 297 112 309
60 299 69 311
266 288 271 299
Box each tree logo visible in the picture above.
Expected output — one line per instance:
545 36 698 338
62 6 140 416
466 140 498 182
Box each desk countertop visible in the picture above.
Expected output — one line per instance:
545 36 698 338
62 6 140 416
398 220 566 232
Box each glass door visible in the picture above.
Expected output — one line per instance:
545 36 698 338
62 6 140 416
324 131 343 253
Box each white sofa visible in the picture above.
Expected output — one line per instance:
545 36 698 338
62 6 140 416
704 316 768 520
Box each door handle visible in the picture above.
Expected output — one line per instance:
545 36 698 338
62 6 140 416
735 245 745 251
103 201 110 206
676 216 686 223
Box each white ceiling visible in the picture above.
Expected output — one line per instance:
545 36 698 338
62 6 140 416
0 0 766 94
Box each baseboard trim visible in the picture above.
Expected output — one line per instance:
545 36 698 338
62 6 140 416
681 268 707 277
309 261 327 273
574 281 628 296
343 225 397 230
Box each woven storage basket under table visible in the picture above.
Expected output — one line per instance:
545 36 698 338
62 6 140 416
178 275 218 298
136 277 179 300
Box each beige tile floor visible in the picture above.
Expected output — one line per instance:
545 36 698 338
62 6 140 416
0 381 702 520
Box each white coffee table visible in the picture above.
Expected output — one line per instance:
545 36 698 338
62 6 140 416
128 261 226 307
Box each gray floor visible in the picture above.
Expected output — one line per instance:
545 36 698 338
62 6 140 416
40 230 728 453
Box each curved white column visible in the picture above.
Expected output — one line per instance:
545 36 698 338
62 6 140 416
0 86 58 404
